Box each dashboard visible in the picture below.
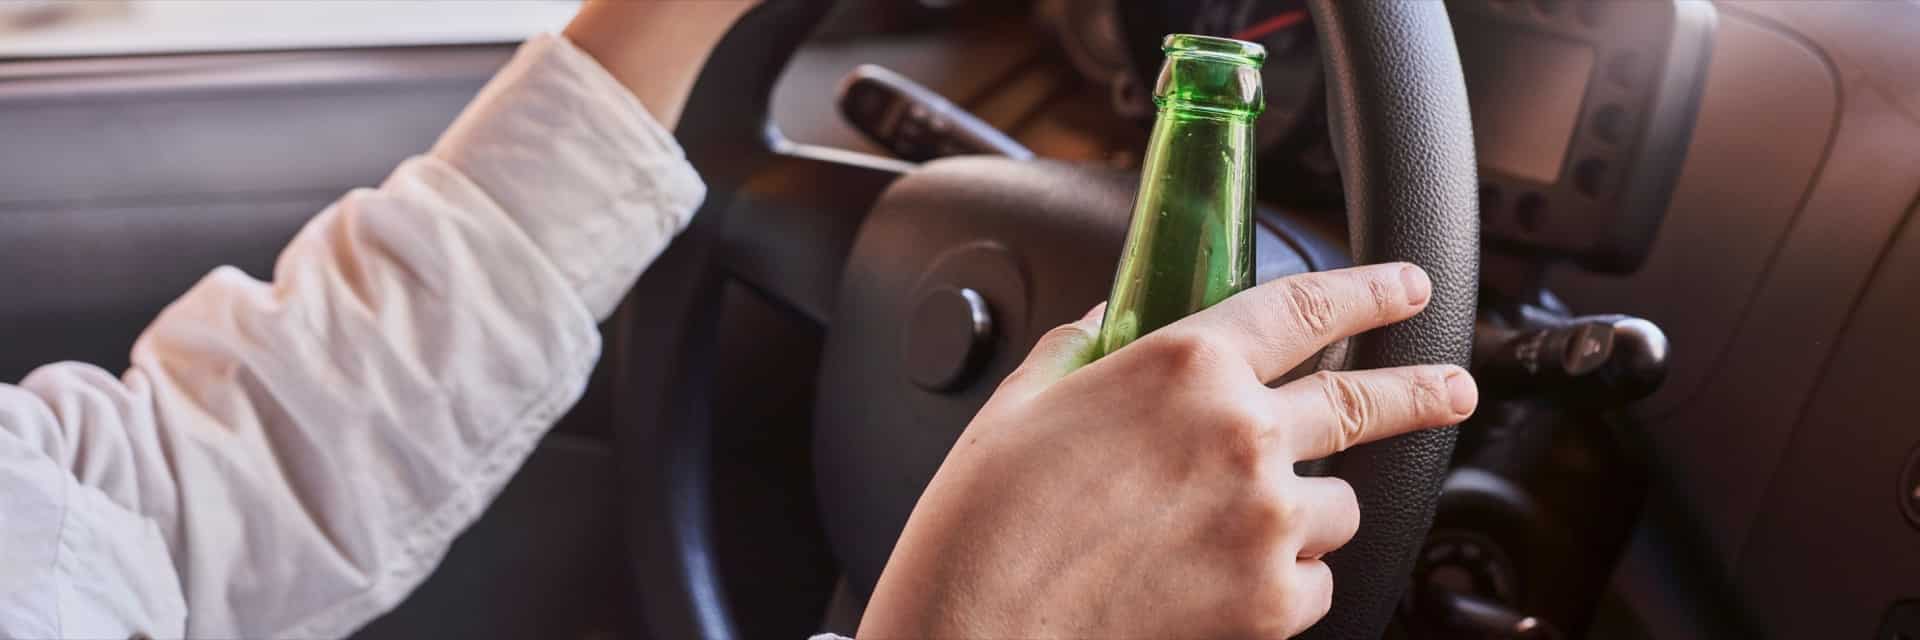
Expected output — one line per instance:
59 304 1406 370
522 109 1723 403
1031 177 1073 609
1053 0 1713 273
1028 0 1918 636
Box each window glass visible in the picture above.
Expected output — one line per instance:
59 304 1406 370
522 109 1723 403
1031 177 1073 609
0 0 579 58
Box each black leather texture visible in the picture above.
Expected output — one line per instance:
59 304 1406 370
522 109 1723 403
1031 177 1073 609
1301 1 1480 639
613 2 848 639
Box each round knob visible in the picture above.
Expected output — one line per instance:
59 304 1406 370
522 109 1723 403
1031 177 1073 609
902 286 994 391
1416 531 1519 604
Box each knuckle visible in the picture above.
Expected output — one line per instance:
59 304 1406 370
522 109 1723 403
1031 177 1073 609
1254 572 1317 636
1282 278 1338 335
1143 332 1229 380
1366 271 1397 316
1241 484 1301 537
1211 403 1269 474
1314 371 1373 452
1274 493 1310 534
1408 367 1450 420
1240 493 1288 539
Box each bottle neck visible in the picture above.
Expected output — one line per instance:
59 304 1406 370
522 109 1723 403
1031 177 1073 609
1094 33 1264 358
1137 109 1258 186
1096 104 1259 357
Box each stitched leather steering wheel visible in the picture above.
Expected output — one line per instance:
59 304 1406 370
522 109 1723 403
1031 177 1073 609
611 2 1478 639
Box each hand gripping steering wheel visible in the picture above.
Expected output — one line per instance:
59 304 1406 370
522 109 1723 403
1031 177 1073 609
609 1 1478 638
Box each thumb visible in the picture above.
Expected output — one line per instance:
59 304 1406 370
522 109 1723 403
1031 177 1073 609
991 303 1105 406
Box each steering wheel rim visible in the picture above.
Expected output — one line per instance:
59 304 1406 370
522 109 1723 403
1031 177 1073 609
611 1 1478 638
1301 2 1479 636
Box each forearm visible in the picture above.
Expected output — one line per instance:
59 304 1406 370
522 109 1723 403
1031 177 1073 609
563 0 760 129
0 34 706 638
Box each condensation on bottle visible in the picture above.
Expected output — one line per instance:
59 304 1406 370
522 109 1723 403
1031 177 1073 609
1095 34 1266 358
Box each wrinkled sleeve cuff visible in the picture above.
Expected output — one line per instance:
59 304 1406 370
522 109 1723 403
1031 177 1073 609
430 33 706 319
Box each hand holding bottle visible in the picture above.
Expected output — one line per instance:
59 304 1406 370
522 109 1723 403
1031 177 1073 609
859 263 1478 638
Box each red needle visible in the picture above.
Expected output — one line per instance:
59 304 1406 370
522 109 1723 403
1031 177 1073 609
1231 10 1308 42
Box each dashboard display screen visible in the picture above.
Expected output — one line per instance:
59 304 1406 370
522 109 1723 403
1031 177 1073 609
1457 25 1597 183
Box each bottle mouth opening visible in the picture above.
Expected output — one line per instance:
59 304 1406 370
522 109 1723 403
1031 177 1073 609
1161 34 1267 68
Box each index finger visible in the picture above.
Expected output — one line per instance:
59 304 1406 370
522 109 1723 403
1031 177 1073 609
1152 263 1433 382
1269 365 1477 461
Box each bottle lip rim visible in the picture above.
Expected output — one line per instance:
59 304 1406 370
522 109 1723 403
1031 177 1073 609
1161 34 1267 67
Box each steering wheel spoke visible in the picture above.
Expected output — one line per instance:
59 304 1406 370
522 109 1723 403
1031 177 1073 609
715 153 903 324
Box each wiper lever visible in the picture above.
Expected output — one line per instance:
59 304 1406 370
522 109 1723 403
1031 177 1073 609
836 64 1033 162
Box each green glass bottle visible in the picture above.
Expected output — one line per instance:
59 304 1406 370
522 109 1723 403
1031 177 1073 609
1097 34 1265 357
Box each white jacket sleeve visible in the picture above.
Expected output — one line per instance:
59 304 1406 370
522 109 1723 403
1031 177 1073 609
0 34 703 639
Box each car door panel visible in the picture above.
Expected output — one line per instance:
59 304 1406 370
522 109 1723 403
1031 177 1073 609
0 44 643 639
0 46 508 378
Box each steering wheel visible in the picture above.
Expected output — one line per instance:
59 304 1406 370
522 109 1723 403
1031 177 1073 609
609 1 1478 639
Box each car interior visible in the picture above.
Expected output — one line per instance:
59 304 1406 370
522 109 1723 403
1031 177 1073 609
2 0 1916 638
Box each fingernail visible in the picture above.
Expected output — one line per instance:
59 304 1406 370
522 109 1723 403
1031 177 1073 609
1400 264 1432 306
1446 369 1478 416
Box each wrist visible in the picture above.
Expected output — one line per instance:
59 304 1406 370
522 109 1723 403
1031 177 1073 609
562 0 760 128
